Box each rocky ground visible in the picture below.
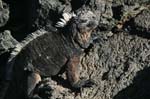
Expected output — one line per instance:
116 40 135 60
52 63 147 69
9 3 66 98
0 0 150 99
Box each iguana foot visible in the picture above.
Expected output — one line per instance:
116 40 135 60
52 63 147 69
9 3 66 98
72 78 96 92
35 79 53 99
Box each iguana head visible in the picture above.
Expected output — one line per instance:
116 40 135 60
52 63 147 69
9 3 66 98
56 10 98 49
72 10 98 48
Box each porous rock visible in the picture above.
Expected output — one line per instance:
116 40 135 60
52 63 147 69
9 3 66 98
133 8 150 34
0 0 9 27
0 30 18 55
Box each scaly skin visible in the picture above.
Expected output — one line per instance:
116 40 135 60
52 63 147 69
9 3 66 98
4 10 98 99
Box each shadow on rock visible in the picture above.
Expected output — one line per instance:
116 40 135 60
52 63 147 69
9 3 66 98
1 0 40 41
0 52 10 80
114 67 150 99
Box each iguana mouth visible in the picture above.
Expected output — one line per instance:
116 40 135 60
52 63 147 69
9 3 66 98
81 32 91 43
74 31 92 49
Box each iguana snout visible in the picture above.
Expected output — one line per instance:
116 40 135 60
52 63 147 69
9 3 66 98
73 11 98 48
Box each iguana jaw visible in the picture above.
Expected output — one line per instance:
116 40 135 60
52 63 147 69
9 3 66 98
74 31 91 49
74 22 98 49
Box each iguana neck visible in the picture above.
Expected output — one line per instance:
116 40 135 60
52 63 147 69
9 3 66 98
60 30 83 51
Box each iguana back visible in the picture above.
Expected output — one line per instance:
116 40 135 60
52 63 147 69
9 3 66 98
14 30 72 76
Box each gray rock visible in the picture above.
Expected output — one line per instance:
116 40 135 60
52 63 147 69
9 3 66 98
35 0 71 30
78 31 150 99
88 0 115 31
112 0 149 6
0 30 18 55
0 0 9 27
133 8 150 34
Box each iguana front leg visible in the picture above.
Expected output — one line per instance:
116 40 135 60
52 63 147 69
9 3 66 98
67 55 95 91
27 73 53 99
27 72 41 99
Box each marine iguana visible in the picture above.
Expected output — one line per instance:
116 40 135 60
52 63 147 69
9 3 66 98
3 10 98 99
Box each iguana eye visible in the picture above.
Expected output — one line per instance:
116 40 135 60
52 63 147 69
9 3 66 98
92 16 96 19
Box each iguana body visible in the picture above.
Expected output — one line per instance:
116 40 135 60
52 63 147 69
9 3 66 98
3 10 98 99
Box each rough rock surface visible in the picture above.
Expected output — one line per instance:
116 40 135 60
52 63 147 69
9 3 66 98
80 31 150 99
132 8 150 34
35 0 70 30
0 0 9 27
0 30 18 55
0 0 150 99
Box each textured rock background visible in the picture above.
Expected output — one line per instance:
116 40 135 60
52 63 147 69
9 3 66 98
0 0 150 99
